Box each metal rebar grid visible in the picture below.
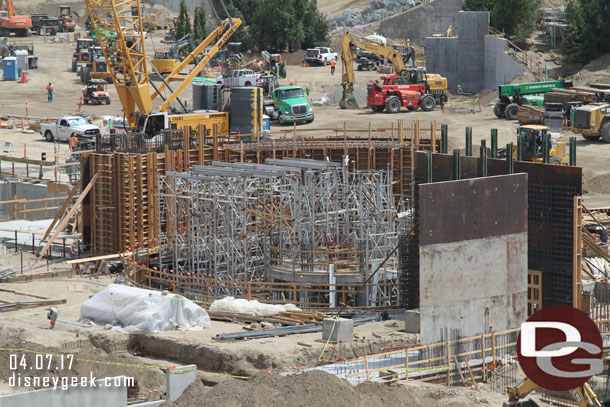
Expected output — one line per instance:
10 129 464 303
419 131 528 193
156 159 402 307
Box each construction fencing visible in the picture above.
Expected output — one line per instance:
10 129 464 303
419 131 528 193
314 328 519 385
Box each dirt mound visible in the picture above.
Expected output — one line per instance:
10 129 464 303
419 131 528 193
167 370 438 407
585 173 610 195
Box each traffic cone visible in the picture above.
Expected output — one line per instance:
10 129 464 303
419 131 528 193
21 119 25 131
19 71 28 84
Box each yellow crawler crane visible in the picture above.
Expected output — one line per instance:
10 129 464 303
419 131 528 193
84 0 240 137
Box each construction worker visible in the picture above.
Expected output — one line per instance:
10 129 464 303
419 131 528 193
69 133 79 151
330 58 336 75
46 82 55 103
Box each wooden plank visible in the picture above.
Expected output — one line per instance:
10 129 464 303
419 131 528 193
35 172 100 264
0 287 48 299
0 299 66 312
41 178 82 243
454 356 466 386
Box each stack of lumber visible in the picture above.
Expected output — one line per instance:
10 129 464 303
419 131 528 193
518 105 545 125
208 310 328 326
544 87 599 104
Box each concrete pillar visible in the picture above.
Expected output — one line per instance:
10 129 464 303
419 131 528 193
166 364 197 402
404 310 421 333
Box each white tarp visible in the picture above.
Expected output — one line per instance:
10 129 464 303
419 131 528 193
80 284 211 334
209 296 300 317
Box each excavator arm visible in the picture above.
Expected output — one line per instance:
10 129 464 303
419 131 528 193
0 0 16 16
340 32 406 109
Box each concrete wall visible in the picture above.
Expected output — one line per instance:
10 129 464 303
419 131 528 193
380 0 464 46
425 37 458 90
418 174 528 345
484 36 526 91
425 11 525 92
0 181 64 220
456 11 488 92
0 376 128 407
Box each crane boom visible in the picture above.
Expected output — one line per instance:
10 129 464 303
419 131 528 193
85 0 151 127
153 17 241 111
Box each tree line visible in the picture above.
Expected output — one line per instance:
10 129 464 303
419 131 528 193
464 0 605 64
175 0 330 53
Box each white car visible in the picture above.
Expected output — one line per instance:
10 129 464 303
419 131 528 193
40 116 101 142
216 69 261 88
304 47 337 66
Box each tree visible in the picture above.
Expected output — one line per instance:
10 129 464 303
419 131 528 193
462 0 541 41
562 0 610 63
176 0 192 40
301 0 330 49
197 2 207 40
193 7 202 44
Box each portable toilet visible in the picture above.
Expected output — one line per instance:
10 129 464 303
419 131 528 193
263 115 270 134
2 57 18 81
15 50 28 73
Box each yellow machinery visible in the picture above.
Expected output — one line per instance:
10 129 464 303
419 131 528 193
84 0 240 137
506 377 602 407
340 32 447 109
514 125 569 165
150 33 196 76
571 99 610 142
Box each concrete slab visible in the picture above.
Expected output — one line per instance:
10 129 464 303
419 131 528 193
0 376 128 407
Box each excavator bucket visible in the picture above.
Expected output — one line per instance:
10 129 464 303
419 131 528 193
340 96 360 109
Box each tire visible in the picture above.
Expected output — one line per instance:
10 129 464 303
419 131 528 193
582 134 601 141
385 97 401 113
79 68 84 83
71 58 77 72
278 115 286 126
504 103 519 120
601 121 610 143
45 131 54 142
244 81 252 86
420 95 435 112
357 65 363 71
371 105 385 113
493 103 505 118
84 98 88 105
142 22 152 32
549 156 562 165
106 99 111 105
306 114 314 124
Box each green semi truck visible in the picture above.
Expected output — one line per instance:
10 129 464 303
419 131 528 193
264 85 314 125
494 79 572 120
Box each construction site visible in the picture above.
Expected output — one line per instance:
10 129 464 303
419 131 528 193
0 0 610 405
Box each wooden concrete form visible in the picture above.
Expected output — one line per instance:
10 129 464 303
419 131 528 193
83 120 440 256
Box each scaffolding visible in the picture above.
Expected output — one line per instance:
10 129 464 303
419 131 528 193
157 159 401 307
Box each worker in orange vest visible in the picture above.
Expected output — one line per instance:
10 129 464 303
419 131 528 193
69 133 79 151
330 58 336 75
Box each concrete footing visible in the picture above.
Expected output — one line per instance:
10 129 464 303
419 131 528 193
166 364 197 401
322 318 353 342
404 310 421 333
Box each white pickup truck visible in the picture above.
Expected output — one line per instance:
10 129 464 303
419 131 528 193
40 116 101 142
304 47 338 66
216 69 261 88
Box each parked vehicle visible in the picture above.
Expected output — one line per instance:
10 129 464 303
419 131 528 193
216 69 260 88
40 116 101 142
304 47 337 66
57 6 75 32
82 79 110 105
30 14 61 35
264 85 313 125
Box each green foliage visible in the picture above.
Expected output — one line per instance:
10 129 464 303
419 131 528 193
220 3 254 52
463 0 494 11
176 0 192 39
562 0 610 63
246 0 329 52
193 8 202 43
197 2 207 39
462 0 541 41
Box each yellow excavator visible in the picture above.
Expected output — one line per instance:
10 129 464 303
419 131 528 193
506 356 610 407
84 0 240 138
506 377 602 407
340 32 447 111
